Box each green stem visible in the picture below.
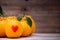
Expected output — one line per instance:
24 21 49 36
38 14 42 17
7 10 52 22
0 6 4 17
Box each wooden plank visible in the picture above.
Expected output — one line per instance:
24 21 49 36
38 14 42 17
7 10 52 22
0 0 60 33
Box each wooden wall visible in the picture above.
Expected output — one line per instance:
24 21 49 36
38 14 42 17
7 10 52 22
0 0 60 33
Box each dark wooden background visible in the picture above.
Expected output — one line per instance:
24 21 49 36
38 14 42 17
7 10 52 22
0 0 60 33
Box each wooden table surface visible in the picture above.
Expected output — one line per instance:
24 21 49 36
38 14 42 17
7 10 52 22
0 33 60 40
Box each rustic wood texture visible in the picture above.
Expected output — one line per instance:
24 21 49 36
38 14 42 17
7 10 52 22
0 0 60 33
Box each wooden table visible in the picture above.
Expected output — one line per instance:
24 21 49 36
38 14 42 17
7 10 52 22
0 33 60 40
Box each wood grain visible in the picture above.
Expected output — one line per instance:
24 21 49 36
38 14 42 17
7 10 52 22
0 0 60 33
